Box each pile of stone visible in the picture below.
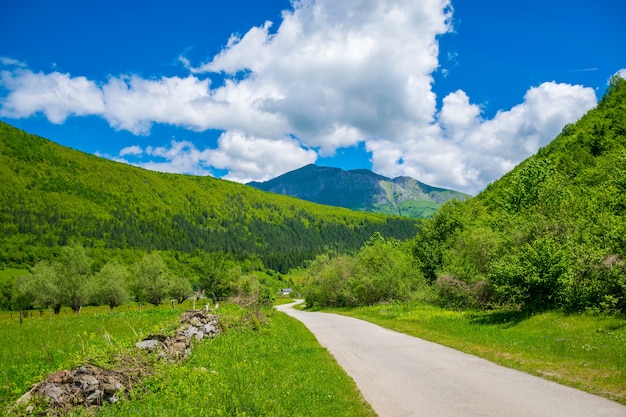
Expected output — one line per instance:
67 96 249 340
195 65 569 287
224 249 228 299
12 310 219 416
135 310 219 360
15 364 138 415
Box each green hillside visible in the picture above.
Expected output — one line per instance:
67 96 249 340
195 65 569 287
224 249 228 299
0 122 418 272
413 76 626 313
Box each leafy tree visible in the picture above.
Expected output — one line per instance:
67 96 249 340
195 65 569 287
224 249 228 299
169 274 193 304
305 254 357 308
132 253 171 306
57 243 92 313
196 252 239 302
15 261 63 313
90 262 130 310
488 237 571 313
352 236 421 305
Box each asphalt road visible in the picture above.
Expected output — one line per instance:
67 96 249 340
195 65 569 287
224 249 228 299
276 301 626 417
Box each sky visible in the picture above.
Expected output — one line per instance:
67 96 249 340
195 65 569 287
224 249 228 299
1 0 624 195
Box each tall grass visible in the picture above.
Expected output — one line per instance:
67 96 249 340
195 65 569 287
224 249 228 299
334 302 626 404
98 305 376 416
2 302 375 416
0 303 186 408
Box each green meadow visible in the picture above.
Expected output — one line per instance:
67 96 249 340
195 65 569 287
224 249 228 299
1 302 375 416
0 304 184 409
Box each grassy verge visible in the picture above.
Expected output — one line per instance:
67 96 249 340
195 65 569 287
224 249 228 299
98 304 375 417
329 302 626 405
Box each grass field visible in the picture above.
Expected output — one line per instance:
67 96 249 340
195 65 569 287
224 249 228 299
0 303 184 409
97 306 375 417
1 302 375 416
330 302 626 405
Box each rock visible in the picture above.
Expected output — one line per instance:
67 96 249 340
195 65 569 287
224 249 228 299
85 389 104 405
13 310 220 415
49 370 73 384
41 384 65 405
102 377 123 394
75 373 99 393
145 334 169 342
136 339 160 351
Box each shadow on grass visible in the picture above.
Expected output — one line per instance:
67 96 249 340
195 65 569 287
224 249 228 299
469 310 530 327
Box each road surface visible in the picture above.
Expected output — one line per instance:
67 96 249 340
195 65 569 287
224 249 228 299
276 301 626 417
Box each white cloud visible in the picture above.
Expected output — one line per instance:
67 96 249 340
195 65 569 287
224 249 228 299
115 133 317 182
118 145 143 157
0 0 601 194
0 69 104 123
0 57 26 67
204 131 318 183
367 82 597 194
616 68 626 80
120 140 213 176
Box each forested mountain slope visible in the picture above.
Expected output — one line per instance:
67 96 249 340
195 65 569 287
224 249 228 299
248 164 470 218
0 123 418 272
413 76 626 313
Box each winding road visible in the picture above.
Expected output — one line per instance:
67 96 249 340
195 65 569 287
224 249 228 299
276 301 626 417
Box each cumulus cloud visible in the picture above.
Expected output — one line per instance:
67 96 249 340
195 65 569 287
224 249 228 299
205 131 318 183
0 0 600 193
115 133 317 182
366 82 597 193
118 145 143 157
0 69 104 123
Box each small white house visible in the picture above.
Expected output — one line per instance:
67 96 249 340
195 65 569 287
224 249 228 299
279 288 293 296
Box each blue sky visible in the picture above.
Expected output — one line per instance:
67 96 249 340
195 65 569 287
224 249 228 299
1 0 624 194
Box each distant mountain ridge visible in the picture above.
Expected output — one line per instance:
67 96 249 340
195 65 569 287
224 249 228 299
248 164 470 218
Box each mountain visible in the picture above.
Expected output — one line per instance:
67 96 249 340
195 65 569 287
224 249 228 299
248 164 470 218
412 75 626 314
0 122 418 272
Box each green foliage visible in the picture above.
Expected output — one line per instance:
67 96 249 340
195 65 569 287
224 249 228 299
131 253 172 306
0 121 418 272
411 76 626 314
306 235 425 307
94 306 376 417
90 262 131 309
306 254 358 308
16 261 64 313
57 243 92 312
488 237 571 313
12 245 197 312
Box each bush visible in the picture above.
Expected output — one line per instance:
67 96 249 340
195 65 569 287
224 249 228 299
305 254 358 308
488 237 570 313
565 254 626 314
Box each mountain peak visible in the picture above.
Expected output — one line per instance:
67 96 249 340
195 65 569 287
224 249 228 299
248 165 470 218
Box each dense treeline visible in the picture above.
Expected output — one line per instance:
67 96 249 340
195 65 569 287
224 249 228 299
2 243 281 312
308 76 626 315
0 123 418 273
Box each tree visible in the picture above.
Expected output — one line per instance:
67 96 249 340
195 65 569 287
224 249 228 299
169 275 193 304
91 262 130 310
57 243 92 313
132 253 171 306
197 252 238 302
15 261 63 313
